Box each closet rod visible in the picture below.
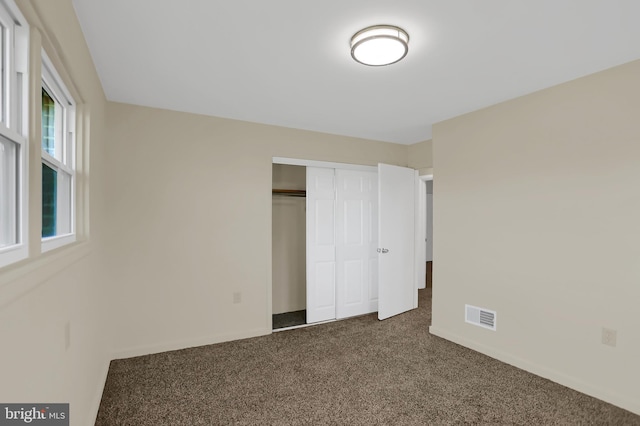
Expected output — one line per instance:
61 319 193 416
272 189 306 197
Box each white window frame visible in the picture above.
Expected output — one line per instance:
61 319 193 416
41 51 76 253
0 0 28 269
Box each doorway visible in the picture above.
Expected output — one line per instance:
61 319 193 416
272 164 307 329
425 180 433 288
415 174 433 291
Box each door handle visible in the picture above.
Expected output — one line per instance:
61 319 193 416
377 248 389 254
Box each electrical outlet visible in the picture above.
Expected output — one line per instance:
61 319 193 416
64 321 71 350
233 292 242 304
601 327 617 347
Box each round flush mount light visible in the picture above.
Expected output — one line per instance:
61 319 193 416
350 25 409 66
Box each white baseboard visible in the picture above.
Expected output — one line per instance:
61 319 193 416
112 327 272 360
428 325 640 416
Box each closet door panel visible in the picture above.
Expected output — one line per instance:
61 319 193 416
368 182 379 306
344 259 364 305
336 170 378 319
306 167 337 323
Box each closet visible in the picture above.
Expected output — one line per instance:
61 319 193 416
306 167 378 323
272 164 307 329
272 159 418 330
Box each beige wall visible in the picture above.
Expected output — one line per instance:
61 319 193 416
408 139 433 175
430 59 640 414
105 102 408 357
272 195 306 314
0 1 109 425
272 163 306 191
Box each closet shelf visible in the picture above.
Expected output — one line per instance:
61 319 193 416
272 189 306 197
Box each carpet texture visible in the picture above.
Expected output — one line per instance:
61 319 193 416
96 289 639 425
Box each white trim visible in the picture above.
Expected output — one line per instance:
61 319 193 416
15 21 28 259
0 2 14 125
0 0 28 270
41 150 72 174
0 0 28 25
0 121 26 144
41 50 75 109
429 325 640 416
273 156 377 172
0 243 27 268
413 169 419 308
40 49 76 250
415 172 433 291
41 233 76 253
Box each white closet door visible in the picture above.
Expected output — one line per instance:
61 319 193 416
306 167 336 323
378 163 418 320
335 170 378 319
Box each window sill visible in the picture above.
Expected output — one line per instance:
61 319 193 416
0 244 29 269
42 233 76 253
0 240 91 308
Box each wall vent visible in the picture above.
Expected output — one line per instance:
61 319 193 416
465 304 497 331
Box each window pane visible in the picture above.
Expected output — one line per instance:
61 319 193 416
41 88 56 156
42 162 57 238
0 137 17 248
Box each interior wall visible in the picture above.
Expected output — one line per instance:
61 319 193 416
0 1 109 425
105 102 408 357
272 164 306 314
430 59 640 414
408 139 433 176
273 163 306 190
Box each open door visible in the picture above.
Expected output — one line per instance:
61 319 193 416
335 169 378 319
378 163 417 320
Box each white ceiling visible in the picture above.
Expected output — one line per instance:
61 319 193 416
71 1 640 145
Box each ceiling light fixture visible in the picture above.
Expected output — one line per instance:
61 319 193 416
350 25 409 66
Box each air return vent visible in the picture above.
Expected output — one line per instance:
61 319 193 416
465 304 497 331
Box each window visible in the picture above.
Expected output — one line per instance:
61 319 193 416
0 0 28 268
0 134 19 247
41 52 75 252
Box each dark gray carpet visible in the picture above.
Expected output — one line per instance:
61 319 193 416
96 289 639 425
273 310 307 330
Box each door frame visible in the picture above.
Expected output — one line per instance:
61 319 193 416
270 157 425 330
415 171 433 292
270 157 377 330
